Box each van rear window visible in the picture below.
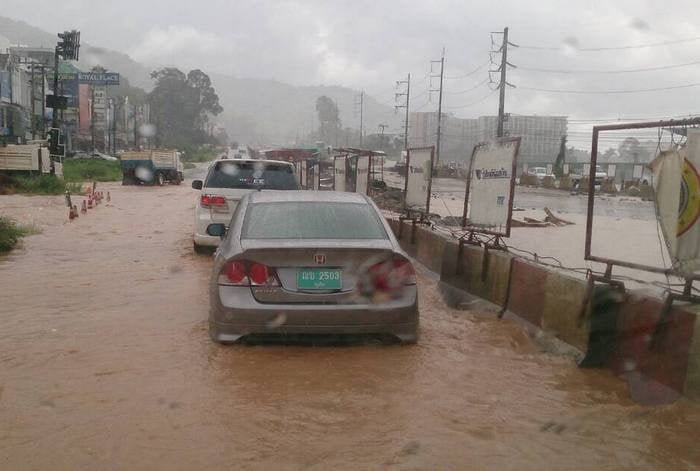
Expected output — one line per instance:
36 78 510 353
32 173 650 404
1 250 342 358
205 162 299 189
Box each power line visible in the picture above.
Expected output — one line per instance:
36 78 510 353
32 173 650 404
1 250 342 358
516 59 700 74
518 82 700 94
444 90 497 110
444 59 490 80
445 77 490 95
516 35 700 51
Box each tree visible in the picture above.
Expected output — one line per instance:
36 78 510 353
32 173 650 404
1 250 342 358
315 96 340 145
553 135 566 177
618 137 648 163
148 68 223 149
601 148 618 162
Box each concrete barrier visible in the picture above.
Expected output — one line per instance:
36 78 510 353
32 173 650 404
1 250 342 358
610 295 698 396
385 215 700 401
504 259 548 328
541 271 590 352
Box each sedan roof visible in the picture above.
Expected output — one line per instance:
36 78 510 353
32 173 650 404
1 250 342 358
246 190 369 204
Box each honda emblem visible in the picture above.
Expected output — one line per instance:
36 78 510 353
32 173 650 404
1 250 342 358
314 254 326 265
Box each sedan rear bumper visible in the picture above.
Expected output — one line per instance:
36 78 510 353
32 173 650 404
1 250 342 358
210 285 419 343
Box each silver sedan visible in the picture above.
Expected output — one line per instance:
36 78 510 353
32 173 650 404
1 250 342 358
207 191 419 344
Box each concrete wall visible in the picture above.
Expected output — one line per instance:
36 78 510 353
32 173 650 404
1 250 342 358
388 218 700 401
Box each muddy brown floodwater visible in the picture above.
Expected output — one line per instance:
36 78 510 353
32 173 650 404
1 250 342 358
1 182 700 470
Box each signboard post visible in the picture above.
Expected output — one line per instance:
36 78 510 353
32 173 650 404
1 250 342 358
403 146 435 214
355 155 370 195
301 160 307 189
333 155 347 192
461 137 521 237
313 162 321 190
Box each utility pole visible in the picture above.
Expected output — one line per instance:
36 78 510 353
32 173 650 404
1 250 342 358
430 48 445 164
40 66 46 136
355 91 364 147
491 27 516 138
377 124 388 152
30 65 36 139
51 46 60 129
395 73 410 151
90 87 96 154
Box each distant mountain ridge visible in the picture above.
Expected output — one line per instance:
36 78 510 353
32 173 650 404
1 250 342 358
0 15 398 144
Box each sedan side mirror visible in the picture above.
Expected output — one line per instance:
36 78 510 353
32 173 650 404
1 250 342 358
192 180 203 190
206 223 227 238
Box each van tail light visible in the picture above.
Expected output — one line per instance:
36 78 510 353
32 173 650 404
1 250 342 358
361 257 416 295
201 195 229 211
218 260 280 287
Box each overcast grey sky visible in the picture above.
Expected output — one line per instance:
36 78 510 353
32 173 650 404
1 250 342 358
4 0 700 145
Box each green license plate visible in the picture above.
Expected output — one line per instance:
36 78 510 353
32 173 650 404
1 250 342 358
297 268 342 290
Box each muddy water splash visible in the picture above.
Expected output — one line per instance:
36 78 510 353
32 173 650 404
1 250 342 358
1 183 699 470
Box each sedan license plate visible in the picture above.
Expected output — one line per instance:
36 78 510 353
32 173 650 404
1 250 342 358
297 268 342 290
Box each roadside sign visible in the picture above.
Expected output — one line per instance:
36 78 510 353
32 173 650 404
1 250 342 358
333 155 347 192
77 72 120 85
462 137 521 237
355 155 370 195
404 146 434 213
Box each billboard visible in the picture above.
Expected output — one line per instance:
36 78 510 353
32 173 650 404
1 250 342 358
355 155 369 195
404 146 434 213
651 129 700 275
333 155 346 191
462 137 521 236
77 72 120 85
78 84 91 134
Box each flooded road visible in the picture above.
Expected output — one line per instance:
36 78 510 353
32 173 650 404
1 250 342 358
1 182 700 470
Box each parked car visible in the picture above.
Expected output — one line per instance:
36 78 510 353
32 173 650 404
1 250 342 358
206 190 419 344
192 159 299 252
527 166 551 182
594 165 607 184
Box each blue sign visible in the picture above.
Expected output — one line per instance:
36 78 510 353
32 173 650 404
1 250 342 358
77 72 120 85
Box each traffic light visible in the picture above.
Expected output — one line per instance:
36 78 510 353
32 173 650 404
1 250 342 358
58 30 80 61
47 128 65 156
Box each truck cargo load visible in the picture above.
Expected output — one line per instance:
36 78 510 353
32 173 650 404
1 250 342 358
121 149 183 185
0 144 62 177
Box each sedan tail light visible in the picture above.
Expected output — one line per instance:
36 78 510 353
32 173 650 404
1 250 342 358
360 257 416 296
201 194 229 211
219 260 280 287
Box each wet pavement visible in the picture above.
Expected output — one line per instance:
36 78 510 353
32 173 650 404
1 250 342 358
1 182 700 470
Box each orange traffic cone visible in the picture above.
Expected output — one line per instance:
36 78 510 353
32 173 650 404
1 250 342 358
69 205 78 221
106 192 111 202
81 200 87 214
87 196 93 209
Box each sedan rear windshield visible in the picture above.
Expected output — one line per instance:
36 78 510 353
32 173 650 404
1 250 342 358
242 202 388 239
205 162 299 189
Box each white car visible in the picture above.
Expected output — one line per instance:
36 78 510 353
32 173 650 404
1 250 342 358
594 165 607 184
192 159 299 252
527 166 551 182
